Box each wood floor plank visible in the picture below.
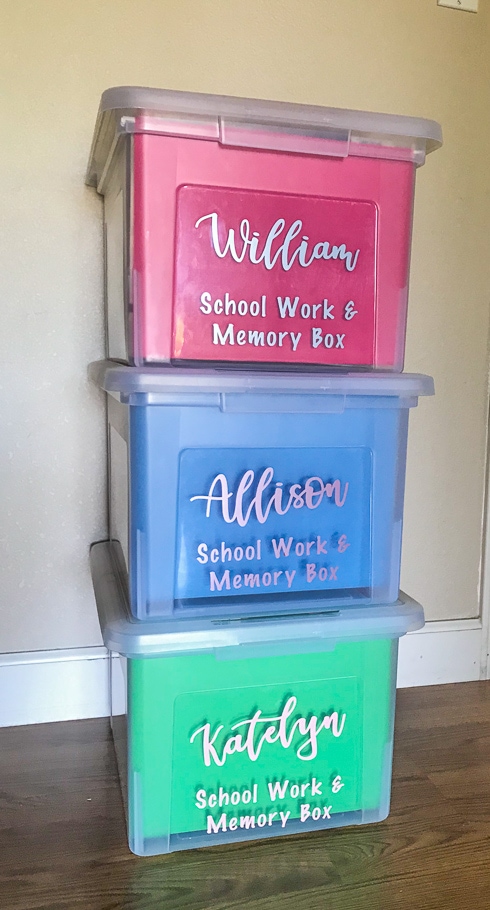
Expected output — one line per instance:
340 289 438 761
1 682 490 910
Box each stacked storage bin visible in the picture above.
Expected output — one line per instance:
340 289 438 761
86 87 442 855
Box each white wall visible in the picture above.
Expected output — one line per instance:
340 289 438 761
1 0 490 655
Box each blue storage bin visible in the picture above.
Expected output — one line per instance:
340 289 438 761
90 361 433 620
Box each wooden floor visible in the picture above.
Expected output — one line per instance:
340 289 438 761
1 681 490 910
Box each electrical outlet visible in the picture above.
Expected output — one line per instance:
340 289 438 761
437 0 478 11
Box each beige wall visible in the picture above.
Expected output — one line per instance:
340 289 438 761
1 0 489 652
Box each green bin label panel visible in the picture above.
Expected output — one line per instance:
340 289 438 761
171 678 361 835
130 641 393 843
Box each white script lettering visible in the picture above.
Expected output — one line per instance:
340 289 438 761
190 695 347 767
190 469 348 527
195 212 360 273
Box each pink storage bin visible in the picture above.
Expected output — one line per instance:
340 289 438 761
86 87 441 370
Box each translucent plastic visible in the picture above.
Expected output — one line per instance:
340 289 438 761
86 87 442 369
90 361 434 621
92 540 424 856
91 541 425 655
87 86 443 188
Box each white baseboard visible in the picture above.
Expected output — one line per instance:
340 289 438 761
0 647 111 727
0 619 484 727
396 618 482 687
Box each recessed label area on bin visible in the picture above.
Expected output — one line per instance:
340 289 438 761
173 186 377 365
169 677 362 837
175 446 372 603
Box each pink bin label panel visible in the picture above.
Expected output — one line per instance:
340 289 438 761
173 186 377 366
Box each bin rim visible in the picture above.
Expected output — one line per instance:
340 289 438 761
89 359 435 400
90 541 425 658
86 85 442 187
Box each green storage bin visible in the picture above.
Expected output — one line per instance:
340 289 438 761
91 541 423 855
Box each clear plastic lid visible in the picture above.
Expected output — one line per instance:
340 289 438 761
89 360 434 407
91 541 424 657
86 86 442 190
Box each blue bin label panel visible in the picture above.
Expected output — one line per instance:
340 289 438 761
175 447 372 602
